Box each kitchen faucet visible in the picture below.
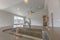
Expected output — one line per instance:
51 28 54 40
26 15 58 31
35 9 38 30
24 17 31 29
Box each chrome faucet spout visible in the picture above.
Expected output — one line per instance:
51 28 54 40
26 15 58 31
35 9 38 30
24 17 31 29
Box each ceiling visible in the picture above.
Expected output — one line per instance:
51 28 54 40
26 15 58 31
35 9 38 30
0 0 23 9
0 0 48 17
0 0 44 9
0 0 45 15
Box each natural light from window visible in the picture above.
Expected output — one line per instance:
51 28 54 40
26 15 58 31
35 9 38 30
13 16 24 28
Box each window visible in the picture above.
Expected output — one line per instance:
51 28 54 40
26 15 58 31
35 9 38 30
13 16 24 28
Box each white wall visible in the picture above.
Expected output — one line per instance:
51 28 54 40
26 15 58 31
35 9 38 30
31 13 43 26
0 10 14 28
47 0 60 27
29 9 48 26
44 0 48 9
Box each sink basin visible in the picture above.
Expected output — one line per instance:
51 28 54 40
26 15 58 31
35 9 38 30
3 28 42 39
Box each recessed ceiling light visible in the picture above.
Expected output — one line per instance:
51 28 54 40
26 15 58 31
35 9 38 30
24 0 28 4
